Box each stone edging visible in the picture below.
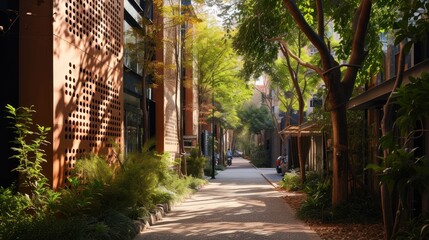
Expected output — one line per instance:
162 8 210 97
134 202 174 233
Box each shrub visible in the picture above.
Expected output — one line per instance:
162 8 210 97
331 191 381 223
4 105 60 215
204 159 217 177
55 176 105 217
3 216 90 240
163 173 192 202
68 150 173 213
186 147 206 178
5 211 137 240
297 176 381 223
298 178 332 221
0 187 33 238
249 145 270 167
72 154 115 185
188 177 207 190
151 187 175 206
1 105 60 238
0 105 206 240
395 216 429 240
280 170 302 191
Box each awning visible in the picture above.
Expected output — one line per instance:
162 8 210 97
279 122 322 136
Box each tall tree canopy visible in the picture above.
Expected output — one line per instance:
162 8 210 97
187 18 252 130
212 0 411 206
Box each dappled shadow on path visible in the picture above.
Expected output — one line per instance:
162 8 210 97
135 158 320 240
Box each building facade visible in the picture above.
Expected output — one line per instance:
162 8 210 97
347 34 429 213
0 0 199 189
17 0 124 189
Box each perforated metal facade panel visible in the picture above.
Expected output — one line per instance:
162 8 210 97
20 0 123 188
55 0 124 186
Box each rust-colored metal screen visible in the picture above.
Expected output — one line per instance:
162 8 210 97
53 0 124 187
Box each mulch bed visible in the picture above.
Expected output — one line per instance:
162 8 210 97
280 189 385 240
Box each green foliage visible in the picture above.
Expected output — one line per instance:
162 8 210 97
150 187 175 206
204 159 217 177
298 178 331 221
330 192 381 224
270 57 320 113
73 154 115 185
215 164 225 171
297 176 380 223
186 147 207 178
0 105 61 238
90 210 138 240
393 73 429 136
190 19 252 129
55 149 207 238
3 216 90 240
249 145 270 167
391 0 429 48
67 150 173 214
0 105 207 239
163 174 192 202
228 0 294 79
395 216 429 240
4 211 137 240
2 100 200 238
369 138 429 210
280 170 302 191
55 176 105 217
238 105 274 135
188 177 207 190
5 104 60 215
0 187 33 236
367 73 429 223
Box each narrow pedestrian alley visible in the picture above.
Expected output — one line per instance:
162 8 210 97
134 157 321 240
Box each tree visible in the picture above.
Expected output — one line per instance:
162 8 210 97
218 0 384 205
126 0 204 174
162 0 193 174
238 105 274 141
188 17 252 156
124 10 162 148
269 51 319 183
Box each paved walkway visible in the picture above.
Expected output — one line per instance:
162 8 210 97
134 157 321 240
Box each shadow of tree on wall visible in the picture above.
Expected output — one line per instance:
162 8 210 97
52 0 124 188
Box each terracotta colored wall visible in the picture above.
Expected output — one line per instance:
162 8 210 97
19 0 55 187
20 0 124 189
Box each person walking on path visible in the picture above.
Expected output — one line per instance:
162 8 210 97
134 157 321 240
226 148 233 166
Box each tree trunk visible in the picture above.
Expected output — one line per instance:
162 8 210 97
298 108 305 183
380 183 393 239
330 104 349 205
141 75 149 148
173 18 186 176
282 0 373 206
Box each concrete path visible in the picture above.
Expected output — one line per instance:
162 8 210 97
134 157 321 240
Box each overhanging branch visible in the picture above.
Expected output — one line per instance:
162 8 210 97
322 64 361 76
277 39 323 76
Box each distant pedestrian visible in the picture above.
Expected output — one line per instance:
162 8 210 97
226 149 232 158
226 148 233 166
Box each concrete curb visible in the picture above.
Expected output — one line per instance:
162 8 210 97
248 160 281 188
